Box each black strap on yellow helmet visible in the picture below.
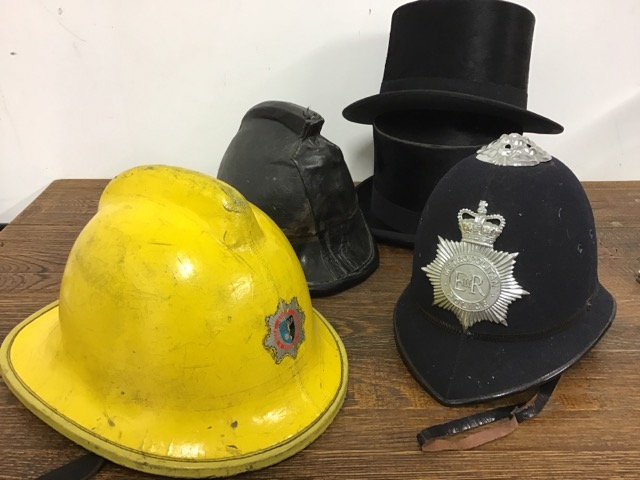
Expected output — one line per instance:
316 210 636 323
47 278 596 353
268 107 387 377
37 453 104 480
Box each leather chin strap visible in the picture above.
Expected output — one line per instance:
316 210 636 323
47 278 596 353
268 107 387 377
37 453 105 480
419 376 560 452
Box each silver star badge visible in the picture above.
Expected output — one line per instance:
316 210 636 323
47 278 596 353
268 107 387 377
423 201 529 330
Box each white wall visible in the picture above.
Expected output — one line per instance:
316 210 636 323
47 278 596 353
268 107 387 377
1 0 639 222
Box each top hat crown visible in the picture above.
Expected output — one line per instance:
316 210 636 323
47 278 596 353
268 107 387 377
343 0 563 134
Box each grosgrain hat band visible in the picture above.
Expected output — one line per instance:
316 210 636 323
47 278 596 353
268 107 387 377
380 77 528 108
370 185 422 234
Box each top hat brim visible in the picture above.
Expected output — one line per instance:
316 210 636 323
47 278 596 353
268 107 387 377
343 90 563 134
393 281 615 406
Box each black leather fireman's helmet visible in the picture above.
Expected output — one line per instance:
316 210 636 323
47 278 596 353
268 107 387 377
218 101 378 297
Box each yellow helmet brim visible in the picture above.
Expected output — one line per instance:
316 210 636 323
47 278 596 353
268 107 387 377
0 301 348 478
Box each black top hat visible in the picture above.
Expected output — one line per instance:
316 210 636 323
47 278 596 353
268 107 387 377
218 101 379 297
394 134 615 405
343 0 563 134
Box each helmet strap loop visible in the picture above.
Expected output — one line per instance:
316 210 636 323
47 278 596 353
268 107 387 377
418 376 560 452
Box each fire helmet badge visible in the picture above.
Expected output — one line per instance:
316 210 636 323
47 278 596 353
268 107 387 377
423 201 529 330
263 297 306 363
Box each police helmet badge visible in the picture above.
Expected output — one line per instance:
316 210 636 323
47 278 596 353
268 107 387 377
423 201 528 330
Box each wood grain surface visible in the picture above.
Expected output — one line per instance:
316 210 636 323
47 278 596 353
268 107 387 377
0 180 638 480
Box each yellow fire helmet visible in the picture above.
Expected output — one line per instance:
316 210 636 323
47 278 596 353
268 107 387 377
0 165 348 478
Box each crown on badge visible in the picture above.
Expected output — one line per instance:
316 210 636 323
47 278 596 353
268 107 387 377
457 201 505 247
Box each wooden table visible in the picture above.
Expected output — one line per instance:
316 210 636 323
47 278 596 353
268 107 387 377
0 180 639 479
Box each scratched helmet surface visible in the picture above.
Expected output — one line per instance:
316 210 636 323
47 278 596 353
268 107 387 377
394 134 616 405
0 165 348 478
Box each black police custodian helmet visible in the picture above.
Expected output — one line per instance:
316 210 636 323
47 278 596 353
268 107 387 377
394 134 615 406
218 101 379 297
